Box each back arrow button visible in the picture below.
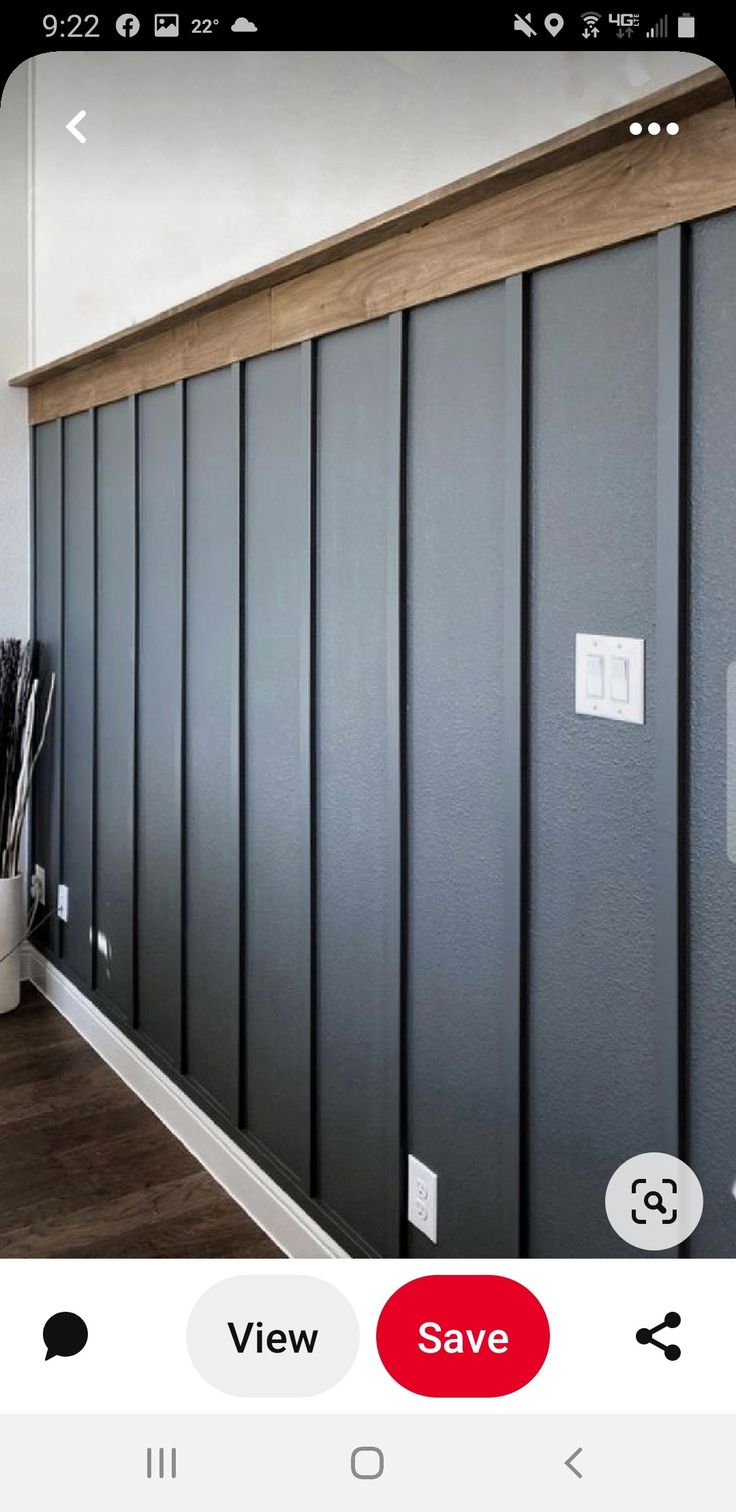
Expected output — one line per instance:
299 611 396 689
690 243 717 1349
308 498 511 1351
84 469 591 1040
564 1447 583 1479
66 111 87 143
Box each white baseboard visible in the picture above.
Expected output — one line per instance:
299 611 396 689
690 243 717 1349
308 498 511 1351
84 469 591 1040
22 945 347 1260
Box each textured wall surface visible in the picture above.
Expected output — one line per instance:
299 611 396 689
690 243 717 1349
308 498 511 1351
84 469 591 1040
244 347 312 1187
406 285 509 1258
528 239 662 1257
137 383 184 1067
31 212 736 1257
688 212 736 1256
315 319 401 1255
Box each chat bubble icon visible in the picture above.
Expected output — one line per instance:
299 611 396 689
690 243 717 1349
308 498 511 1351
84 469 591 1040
187 1275 359 1397
43 1312 88 1360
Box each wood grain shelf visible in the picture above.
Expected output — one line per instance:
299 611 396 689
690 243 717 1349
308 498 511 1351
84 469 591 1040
12 66 735 425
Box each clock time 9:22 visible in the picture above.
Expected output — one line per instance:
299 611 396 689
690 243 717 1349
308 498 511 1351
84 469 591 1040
43 15 100 37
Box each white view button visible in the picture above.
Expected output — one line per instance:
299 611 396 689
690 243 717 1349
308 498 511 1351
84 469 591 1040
187 1275 359 1396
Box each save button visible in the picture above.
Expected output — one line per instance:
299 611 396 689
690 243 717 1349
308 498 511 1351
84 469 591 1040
376 1275 550 1397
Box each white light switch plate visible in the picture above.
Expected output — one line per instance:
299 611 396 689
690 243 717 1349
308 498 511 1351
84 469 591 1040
575 633 645 724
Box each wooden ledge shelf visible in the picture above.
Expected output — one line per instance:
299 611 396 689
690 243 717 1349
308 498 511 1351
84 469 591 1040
12 66 736 425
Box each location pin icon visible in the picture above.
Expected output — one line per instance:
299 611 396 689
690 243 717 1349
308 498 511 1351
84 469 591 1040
545 12 564 34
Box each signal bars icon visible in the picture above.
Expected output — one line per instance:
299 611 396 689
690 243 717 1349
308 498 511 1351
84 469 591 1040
647 14 669 35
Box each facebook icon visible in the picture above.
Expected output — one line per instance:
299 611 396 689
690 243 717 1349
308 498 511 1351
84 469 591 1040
115 12 141 35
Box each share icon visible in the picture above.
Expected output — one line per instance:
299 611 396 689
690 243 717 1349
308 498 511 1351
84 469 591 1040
636 1311 681 1361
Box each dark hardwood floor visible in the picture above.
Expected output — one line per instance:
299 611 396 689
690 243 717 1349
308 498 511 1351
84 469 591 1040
0 986 283 1258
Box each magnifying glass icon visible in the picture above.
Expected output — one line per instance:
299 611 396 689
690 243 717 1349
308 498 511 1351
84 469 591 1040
644 1189 667 1214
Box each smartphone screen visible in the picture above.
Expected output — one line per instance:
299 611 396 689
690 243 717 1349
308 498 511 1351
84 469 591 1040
0 11 734 1508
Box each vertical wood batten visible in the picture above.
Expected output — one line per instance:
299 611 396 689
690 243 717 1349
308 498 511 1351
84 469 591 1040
90 407 99 991
303 339 317 1196
58 420 66 962
132 395 140 1029
28 426 36 915
179 380 188 1076
502 272 529 1258
238 360 247 1131
387 309 406 1255
655 224 689 1162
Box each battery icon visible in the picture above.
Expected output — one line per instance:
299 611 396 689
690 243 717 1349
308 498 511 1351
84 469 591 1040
677 12 695 35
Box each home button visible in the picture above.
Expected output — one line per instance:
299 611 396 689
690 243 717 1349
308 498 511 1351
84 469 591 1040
351 1446 384 1480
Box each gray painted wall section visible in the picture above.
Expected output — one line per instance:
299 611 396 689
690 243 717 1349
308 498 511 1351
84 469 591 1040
527 239 661 1257
244 346 312 1186
688 210 736 1256
137 383 184 1066
61 409 94 985
95 398 136 1020
184 365 241 1119
29 214 736 1258
405 285 509 1257
315 318 401 1255
32 420 62 955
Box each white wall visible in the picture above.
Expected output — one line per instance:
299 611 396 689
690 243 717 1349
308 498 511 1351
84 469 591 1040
28 49 710 365
0 47 713 637
0 63 29 637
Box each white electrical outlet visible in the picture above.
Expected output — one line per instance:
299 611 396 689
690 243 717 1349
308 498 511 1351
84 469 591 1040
57 884 69 923
408 1154 438 1243
32 864 46 907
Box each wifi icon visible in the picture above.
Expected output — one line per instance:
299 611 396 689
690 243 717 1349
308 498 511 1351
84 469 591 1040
581 9 601 35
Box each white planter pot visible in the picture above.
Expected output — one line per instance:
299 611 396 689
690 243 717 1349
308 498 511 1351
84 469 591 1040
0 874 25 1014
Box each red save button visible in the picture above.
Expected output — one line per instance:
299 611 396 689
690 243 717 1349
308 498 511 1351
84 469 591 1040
376 1275 550 1397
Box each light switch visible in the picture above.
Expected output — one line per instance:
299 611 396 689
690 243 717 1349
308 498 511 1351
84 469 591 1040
610 655 629 703
575 633 645 724
586 654 605 700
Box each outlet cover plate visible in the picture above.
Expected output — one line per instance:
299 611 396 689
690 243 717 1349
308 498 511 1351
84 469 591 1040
408 1154 438 1244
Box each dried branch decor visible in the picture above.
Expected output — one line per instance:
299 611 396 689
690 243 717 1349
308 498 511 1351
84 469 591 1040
0 640 55 879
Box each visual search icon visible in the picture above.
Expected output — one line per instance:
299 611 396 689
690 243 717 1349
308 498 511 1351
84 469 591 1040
43 1312 88 1360
631 1176 678 1225
605 1153 703 1250
636 1312 682 1362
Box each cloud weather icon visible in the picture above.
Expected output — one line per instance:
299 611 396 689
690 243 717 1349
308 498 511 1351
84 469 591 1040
231 15 257 29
